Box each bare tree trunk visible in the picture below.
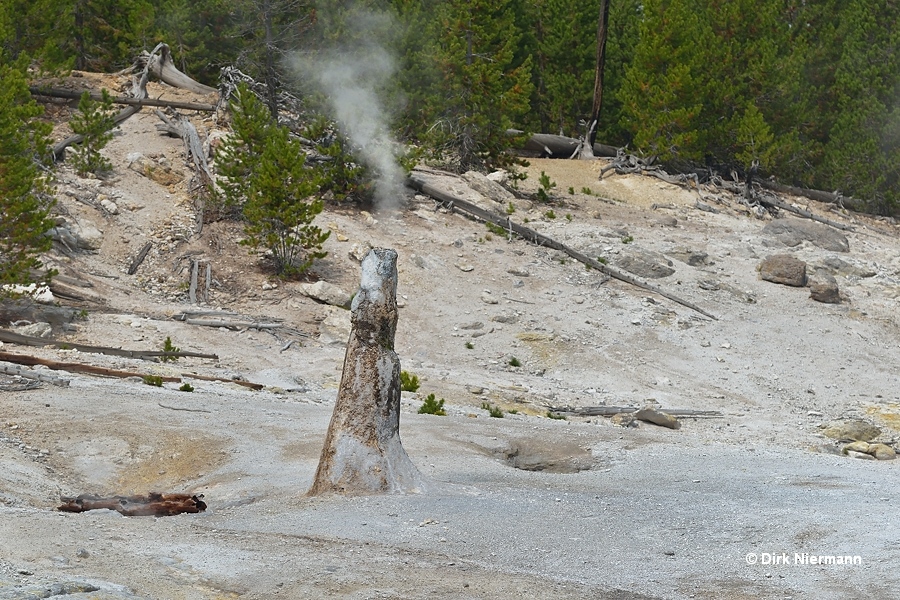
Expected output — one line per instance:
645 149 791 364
309 248 424 496
588 0 611 148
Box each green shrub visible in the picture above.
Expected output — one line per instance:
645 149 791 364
179 383 194 392
0 58 56 292
536 170 557 203
70 90 115 176
217 83 329 277
400 370 420 392
482 402 504 418
418 393 446 415
506 202 516 215
508 356 521 367
544 209 557 219
546 410 567 420
581 186 593 195
160 336 180 363
143 375 163 387
465 341 474 349
621 235 634 244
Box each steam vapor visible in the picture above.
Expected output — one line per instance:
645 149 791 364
291 10 404 211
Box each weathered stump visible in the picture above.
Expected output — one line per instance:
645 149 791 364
308 248 424 495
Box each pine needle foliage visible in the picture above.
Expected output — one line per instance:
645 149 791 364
217 83 330 278
0 55 56 291
70 90 115 176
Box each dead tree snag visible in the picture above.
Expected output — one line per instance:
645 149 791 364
309 248 424 496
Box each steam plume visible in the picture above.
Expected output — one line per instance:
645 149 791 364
291 9 404 211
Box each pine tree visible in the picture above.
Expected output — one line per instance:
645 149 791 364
0 55 56 290
426 0 534 171
217 84 330 277
817 0 900 213
70 90 116 176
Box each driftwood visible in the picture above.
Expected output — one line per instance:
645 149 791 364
154 109 220 232
0 329 218 360
58 492 207 516
712 177 856 232
0 363 70 387
547 405 723 418
141 44 217 96
128 241 153 275
407 173 718 320
29 86 216 112
757 179 866 213
508 129 618 159
183 318 282 330
0 351 181 382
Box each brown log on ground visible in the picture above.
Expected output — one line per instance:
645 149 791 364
309 248 425 496
58 492 206 516
407 174 717 320
29 87 216 112
0 351 182 382
0 329 218 360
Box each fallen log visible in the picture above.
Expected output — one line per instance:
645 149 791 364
507 129 618 158
128 241 153 275
183 318 283 330
0 351 181 382
757 179 867 213
0 363 70 387
0 329 218 360
546 405 723 417
181 372 264 390
58 492 206 516
142 44 217 96
29 86 216 112
407 173 717 320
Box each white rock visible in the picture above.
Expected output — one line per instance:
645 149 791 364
299 281 352 308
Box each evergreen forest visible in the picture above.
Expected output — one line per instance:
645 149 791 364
2 0 899 214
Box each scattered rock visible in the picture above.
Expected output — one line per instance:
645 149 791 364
466 385 486 395
610 413 637 428
667 247 710 267
808 272 841 303
491 311 519 324
481 291 499 305
846 450 875 460
462 171 516 203
127 153 182 186
299 281 352 308
759 254 807 287
634 407 681 429
842 441 871 454
99 198 119 215
869 443 896 461
614 248 676 279
762 218 850 252
15 322 53 338
822 419 881 442
818 256 876 278
67 220 104 250
318 306 351 344
456 263 475 272
458 321 484 330
348 242 373 263
507 267 530 277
